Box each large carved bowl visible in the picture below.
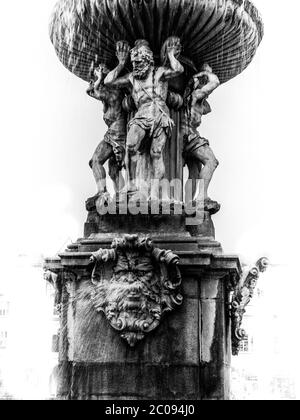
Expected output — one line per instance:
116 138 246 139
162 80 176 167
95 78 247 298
50 0 263 84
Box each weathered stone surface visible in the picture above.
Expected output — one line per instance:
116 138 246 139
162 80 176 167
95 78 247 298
200 275 226 300
58 362 201 400
72 286 199 366
181 276 199 299
200 297 231 400
84 211 188 237
45 235 241 400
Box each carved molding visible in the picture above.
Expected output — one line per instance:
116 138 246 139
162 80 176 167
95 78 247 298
90 234 183 347
231 257 269 356
44 269 63 314
44 269 77 314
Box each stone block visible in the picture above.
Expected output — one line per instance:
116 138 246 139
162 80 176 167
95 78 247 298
58 362 200 400
72 280 199 366
200 275 224 300
182 276 199 299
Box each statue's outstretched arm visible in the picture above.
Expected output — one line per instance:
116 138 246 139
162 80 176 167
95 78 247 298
161 37 184 80
86 82 101 100
104 40 132 88
87 65 108 100
104 72 131 88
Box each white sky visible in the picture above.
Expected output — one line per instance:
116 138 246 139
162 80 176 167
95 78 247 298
0 0 299 398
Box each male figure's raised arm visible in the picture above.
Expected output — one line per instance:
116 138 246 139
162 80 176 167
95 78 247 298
104 41 132 88
87 67 106 100
86 81 99 100
193 67 220 100
161 37 184 80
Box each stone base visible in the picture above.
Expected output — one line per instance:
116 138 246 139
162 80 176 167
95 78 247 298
44 212 241 400
84 199 217 240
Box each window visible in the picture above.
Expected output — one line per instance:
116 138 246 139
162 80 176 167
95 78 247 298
0 301 9 317
239 335 254 354
271 377 296 400
246 376 259 393
0 331 8 349
239 336 249 353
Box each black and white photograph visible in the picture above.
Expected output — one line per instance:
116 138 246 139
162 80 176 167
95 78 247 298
0 0 299 402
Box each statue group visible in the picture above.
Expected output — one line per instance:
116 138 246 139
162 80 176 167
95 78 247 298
87 36 220 213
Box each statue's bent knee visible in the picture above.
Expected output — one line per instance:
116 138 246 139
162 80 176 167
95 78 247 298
127 143 137 155
150 149 163 160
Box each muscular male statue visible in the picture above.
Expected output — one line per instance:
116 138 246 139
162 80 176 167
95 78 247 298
104 38 184 200
87 64 126 202
182 64 220 212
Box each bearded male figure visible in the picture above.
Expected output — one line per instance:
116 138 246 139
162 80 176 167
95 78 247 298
182 64 220 212
90 235 183 347
104 38 184 201
87 64 126 203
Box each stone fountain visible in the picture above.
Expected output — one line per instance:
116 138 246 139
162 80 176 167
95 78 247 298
44 0 265 400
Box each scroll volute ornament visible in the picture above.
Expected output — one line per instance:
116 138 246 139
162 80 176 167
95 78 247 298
231 257 269 355
90 235 183 347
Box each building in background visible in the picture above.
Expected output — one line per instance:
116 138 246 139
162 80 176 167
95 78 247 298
45 280 60 399
0 255 59 400
231 273 297 400
0 297 9 349
0 294 12 399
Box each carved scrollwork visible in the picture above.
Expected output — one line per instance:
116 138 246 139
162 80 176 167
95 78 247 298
90 234 183 347
44 269 63 314
44 269 77 313
231 257 269 356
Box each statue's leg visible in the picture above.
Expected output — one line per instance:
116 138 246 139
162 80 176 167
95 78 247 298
108 156 125 193
150 132 167 200
125 124 146 192
191 145 219 201
185 158 203 201
89 140 114 194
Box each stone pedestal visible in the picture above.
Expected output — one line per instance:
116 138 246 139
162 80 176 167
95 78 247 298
45 213 241 400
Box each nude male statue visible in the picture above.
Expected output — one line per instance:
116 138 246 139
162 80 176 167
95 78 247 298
104 38 184 200
182 64 220 212
87 64 126 202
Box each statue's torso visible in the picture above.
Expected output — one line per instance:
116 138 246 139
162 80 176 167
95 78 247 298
183 94 211 130
100 86 125 127
189 102 204 128
130 68 169 111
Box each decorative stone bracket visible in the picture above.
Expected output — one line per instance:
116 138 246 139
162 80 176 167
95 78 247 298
90 234 183 347
230 257 269 356
44 269 63 314
44 269 77 314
